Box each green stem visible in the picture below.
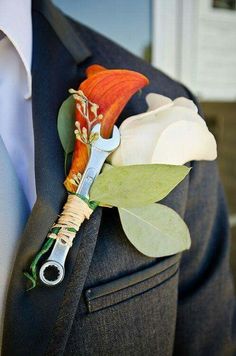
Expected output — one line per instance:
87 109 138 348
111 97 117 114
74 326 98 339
64 152 68 176
24 236 56 290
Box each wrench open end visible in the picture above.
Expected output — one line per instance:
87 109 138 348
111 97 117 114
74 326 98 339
91 123 120 152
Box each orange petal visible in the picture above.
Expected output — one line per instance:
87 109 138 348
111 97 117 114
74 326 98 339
64 140 89 192
80 69 149 138
65 66 149 192
64 99 90 192
86 64 107 77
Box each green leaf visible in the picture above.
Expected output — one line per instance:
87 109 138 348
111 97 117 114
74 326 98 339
119 203 191 257
57 95 76 154
101 162 113 172
90 164 190 208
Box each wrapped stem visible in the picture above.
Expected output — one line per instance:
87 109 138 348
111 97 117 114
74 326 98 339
24 194 98 290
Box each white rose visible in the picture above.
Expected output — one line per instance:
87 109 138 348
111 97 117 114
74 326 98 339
109 93 217 166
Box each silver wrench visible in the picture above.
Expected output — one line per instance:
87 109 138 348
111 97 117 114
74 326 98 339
39 123 120 286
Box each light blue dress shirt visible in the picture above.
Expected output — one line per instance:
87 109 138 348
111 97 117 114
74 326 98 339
0 0 36 349
0 0 36 209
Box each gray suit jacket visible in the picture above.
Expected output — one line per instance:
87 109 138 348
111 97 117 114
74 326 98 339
2 1 236 355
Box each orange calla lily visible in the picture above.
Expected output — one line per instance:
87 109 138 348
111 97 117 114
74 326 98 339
64 65 149 192
86 64 107 77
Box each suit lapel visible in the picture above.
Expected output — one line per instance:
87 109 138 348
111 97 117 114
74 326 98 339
2 1 102 355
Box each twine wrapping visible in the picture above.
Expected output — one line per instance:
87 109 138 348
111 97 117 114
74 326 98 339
48 194 93 247
24 194 95 290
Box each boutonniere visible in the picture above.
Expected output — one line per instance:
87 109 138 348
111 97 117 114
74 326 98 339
24 65 217 290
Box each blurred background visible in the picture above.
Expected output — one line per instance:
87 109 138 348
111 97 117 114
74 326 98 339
53 0 236 284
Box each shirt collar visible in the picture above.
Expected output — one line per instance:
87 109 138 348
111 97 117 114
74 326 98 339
0 0 32 99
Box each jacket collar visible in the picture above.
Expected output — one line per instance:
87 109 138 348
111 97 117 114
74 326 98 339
2 2 101 355
32 0 91 64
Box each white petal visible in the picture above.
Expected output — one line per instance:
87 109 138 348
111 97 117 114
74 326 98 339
108 144 123 165
119 94 173 132
118 104 171 132
146 93 173 111
151 120 217 165
120 116 159 165
110 94 214 167
111 106 208 166
173 97 198 113
149 105 207 128
110 112 163 166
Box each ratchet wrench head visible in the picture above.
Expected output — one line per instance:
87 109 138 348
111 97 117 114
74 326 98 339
39 260 64 286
